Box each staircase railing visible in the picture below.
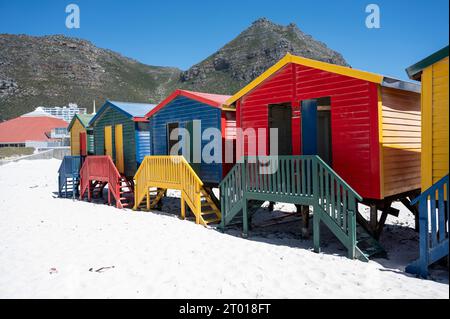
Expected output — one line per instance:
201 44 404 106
134 156 204 223
219 155 366 260
58 156 82 197
406 174 449 278
314 156 363 259
219 163 244 226
80 156 122 206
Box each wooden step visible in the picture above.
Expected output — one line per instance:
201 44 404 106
204 218 221 224
201 210 217 216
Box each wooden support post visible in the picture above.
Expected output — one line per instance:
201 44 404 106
146 187 150 211
297 205 310 238
313 205 320 253
181 196 186 220
375 211 389 240
369 204 378 232
242 198 249 238
348 204 357 259
108 187 111 205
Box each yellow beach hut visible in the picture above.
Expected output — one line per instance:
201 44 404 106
68 114 94 156
406 46 449 190
405 45 449 278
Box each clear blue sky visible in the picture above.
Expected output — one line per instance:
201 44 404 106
0 0 448 80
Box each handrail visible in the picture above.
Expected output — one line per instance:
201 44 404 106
411 174 449 205
80 156 121 204
406 174 449 277
314 156 362 201
134 156 204 221
219 155 364 259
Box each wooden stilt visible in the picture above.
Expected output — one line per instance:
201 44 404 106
181 196 186 220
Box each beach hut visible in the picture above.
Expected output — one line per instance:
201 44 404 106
145 90 235 186
132 90 234 225
224 53 422 237
68 114 94 156
78 101 156 209
406 46 449 191
88 100 156 177
405 46 449 277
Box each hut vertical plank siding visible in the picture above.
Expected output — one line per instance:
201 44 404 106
150 96 223 184
222 111 237 177
237 63 382 199
430 57 449 186
295 64 381 200
70 119 84 156
380 87 421 197
93 107 137 177
135 122 151 165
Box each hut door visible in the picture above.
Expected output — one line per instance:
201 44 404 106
269 104 292 155
79 132 87 156
115 124 125 174
301 98 332 166
104 126 113 158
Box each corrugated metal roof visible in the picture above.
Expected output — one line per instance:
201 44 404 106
77 114 94 127
109 101 157 117
180 90 231 105
0 116 68 143
90 100 157 125
68 113 95 131
145 90 232 118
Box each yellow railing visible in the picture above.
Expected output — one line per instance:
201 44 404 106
134 156 205 224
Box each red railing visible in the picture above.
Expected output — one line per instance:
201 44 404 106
79 156 122 208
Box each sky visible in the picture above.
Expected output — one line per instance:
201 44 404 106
0 0 448 80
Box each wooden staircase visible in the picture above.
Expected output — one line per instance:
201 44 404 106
198 188 221 225
219 156 385 262
118 176 134 208
79 156 128 209
134 156 221 226
406 175 449 278
58 156 82 199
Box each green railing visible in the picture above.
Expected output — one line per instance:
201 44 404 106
220 163 244 227
219 156 367 261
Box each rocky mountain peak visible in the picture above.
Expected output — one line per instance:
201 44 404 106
179 18 349 94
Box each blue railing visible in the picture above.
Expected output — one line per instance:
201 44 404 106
58 156 82 198
406 174 449 278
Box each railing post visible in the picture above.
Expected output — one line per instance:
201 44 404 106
312 157 321 253
220 184 225 232
242 159 249 238
348 197 357 259
417 199 429 278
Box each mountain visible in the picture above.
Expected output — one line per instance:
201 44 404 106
178 18 349 94
0 18 349 121
0 34 181 120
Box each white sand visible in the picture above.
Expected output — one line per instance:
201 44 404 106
0 159 448 299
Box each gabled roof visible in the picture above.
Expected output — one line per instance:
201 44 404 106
67 113 94 131
0 115 68 143
406 45 449 80
226 53 420 106
90 100 157 125
146 89 232 118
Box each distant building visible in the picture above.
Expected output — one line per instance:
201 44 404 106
0 108 69 149
40 103 87 122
